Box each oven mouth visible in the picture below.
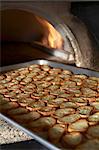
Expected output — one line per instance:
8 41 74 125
1 9 75 63
1 9 64 50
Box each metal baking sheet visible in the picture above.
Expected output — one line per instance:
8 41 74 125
0 59 99 150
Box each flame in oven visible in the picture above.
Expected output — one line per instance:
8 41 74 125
35 16 64 50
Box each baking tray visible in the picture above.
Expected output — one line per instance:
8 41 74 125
0 59 99 150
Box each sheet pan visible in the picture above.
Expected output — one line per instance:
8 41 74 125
0 59 99 150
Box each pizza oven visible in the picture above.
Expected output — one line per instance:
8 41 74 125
1 1 99 71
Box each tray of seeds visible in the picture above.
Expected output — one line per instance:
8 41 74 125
0 59 99 150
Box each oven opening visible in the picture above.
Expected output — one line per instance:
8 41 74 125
1 9 64 50
1 9 69 66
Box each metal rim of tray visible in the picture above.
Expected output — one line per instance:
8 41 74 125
1 59 99 77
